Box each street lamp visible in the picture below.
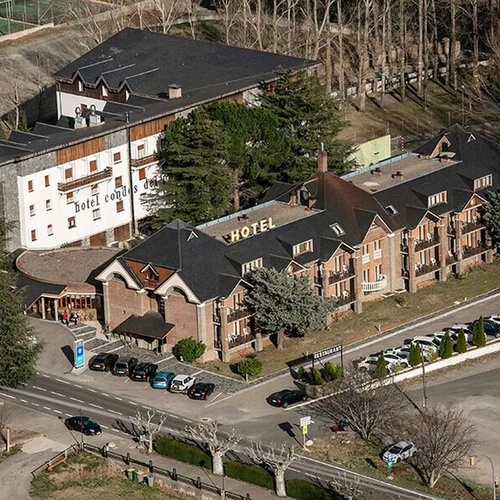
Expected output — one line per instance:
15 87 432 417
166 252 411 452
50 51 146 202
461 85 465 126
470 454 498 500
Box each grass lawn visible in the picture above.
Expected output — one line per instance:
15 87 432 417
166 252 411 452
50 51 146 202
30 451 185 500
201 259 500 380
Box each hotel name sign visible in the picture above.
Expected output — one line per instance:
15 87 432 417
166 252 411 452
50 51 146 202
226 217 276 243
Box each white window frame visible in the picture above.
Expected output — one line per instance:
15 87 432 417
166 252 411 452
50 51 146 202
29 204 35 217
92 208 101 220
474 174 492 190
47 224 53 236
242 258 263 275
46 199 52 211
373 240 382 260
293 239 313 257
428 191 447 208
68 216 76 229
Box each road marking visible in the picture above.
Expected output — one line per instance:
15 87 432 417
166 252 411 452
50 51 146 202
206 394 232 407
289 467 301 473
182 418 191 422
0 392 15 400
305 472 320 479
128 401 137 405
56 379 71 385
88 389 97 393
54 410 62 414
51 391 65 397
143 406 151 410
65 413 72 417
170 414 179 419
101 392 109 397
108 409 122 415
74 385 82 389
70 397 84 403
112 429 119 432
41 374 51 378
31 403 40 407
101 425 108 429
43 406 51 410
114 396 123 401
89 403 103 409
191 370 203 376
20 399 28 403
32 385 47 392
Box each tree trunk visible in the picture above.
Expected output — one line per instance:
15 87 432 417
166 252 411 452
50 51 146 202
417 0 424 95
277 330 284 350
232 169 240 211
399 0 406 101
472 0 479 88
275 471 287 496
337 0 345 100
450 0 457 89
423 0 428 106
325 30 332 95
148 431 154 454
212 451 224 475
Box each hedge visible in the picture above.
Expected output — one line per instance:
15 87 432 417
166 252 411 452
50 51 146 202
225 461 274 489
154 436 212 469
286 478 336 500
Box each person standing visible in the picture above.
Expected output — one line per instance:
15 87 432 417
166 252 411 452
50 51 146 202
61 310 69 326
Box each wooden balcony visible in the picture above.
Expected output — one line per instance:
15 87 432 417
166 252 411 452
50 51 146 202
414 237 440 252
328 269 354 284
415 262 440 277
463 242 489 258
334 292 356 307
227 308 251 323
229 333 256 349
58 167 112 192
130 154 157 168
361 275 387 292
461 221 484 234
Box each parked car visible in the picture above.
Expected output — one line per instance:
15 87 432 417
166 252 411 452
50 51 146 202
188 382 215 400
385 346 411 360
429 331 459 347
130 362 158 381
267 389 308 408
113 356 139 376
446 324 473 343
88 352 119 372
151 371 176 389
475 318 500 337
170 374 196 393
411 336 440 355
358 354 407 374
382 441 416 463
64 416 102 436
382 353 410 368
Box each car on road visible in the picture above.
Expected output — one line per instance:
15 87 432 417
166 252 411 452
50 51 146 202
267 389 308 408
64 416 102 436
188 382 215 400
151 371 176 389
382 441 416 463
113 356 139 376
88 352 119 372
170 374 196 393
130 362 158 381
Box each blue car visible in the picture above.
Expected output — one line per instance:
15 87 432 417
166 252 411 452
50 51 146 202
151 371 176 389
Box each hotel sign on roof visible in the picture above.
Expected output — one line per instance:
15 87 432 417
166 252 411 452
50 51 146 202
225 217 276 243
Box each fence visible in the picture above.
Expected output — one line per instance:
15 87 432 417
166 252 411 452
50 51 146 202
32 442 251 500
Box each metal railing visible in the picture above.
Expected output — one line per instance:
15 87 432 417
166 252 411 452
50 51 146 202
130 154 157 168
57 167 112 192
415 262 440 277
461 221 484 234
414 237 439 251
328 269 354 284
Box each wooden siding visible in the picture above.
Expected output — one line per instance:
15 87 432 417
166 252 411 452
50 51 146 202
56 137 105 164
130 116 175 141
123 259 176 288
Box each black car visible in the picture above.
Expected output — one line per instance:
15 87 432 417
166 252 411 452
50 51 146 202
88 352 119 372
472 319 500 337
113 356 139 376
64 416 102 436
130 362 158 381
188 382 215 400
267 389 308 408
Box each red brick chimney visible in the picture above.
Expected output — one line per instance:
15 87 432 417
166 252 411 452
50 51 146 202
318 149 328 173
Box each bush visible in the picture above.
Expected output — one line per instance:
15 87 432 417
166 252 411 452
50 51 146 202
154 436 212 469
173 337 206 363
296 365 308 381
439 332 453 359
408 343 422 367
310 367 323 385
286 478 335 500
456 328 468 353
237 355 263 378
322 361 343 381
225 461 273 489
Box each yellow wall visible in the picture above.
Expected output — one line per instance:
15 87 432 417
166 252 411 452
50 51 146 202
354 135 391 168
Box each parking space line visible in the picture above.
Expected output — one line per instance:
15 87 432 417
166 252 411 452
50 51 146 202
101 392 110 397
108 409 122 415
43 406 51 410
182 418 191 422
170 414 179 419
128 401 137 405
114 396 123 401
65 413 72 417
74 385 82 389
101 425 109 429
88 389 97 393
20 399 28 403
70 397 84 403
41 374 51 379
31 403 40 407
54 410 62 414
112 429 119 432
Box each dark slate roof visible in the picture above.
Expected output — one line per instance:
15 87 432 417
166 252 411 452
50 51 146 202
114 311 174 339
15 274 66 309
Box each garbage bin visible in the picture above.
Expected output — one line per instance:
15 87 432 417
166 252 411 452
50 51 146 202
146 474 155 487
137 470 145 483
132 469 138 482
126 468 135 481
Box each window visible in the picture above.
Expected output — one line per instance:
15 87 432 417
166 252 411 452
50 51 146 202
66 192 74 204
113 152 121 164
44 175 50 187
91 184 99 196
385 205 398 216
138 168 146 180
115 176 123 189
137 144 146 158
362 244 370 264
428 191 447 208
47 224 53 236
89 160 97 173
92 208 100 220
29 204 35 216
31 230 36 242
116 200 124 212
28 180 33 192
102 86 108 97
78 80 83 92
242 258 263 275
330 223 345 236
68 217 76 229
65 167 73 181
293 239 313 257
46 199 52 211
373 240 382 259
474 174 492 190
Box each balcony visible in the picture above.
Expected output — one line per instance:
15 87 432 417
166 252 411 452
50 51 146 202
333 292 356 307
447 225 456 236
227 308 251 323
130 154 157 168
361 274 387 292
461 221 484 234
414 237 440 252
415 261 440 277
229 333 256 349
463 242 489 258
400 243 409 253
328 269 354 284
58 167 112 192
446 252 458 265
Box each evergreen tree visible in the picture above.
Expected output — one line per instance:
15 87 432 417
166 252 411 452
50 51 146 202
409 343 422 367
439 332 453 359
310 367 323 385
481 189 500 248
259 70 353 182
322 361 343 381
456 328 468 354
375 352 387 378
153 107 232 226
474 317 486 347
0 220 41 387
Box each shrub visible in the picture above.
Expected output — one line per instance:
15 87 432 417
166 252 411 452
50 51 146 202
286 478 334 500
296 365 308 381
310 367 323 385
322 361 343 381
237 355 263 378
173 337 206 363
439 332 453 359
154 436 212 469
456 328 468 353
225 461 273 489
473 317 486 347
408 343 422 367
426 351 439 363
375 352 387 378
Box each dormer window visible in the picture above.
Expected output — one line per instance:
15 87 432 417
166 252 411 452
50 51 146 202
102 86 108 97
330 223 345 237
474 174 492 191
78 80 83 93
293 239 313 257
140 263 159 285
428 191 447 208
242 258 263 275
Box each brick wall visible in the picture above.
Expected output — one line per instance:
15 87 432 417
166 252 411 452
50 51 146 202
165 291 198 345
107 279 149 330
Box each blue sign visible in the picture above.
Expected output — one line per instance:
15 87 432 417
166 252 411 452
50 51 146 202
74 340 85 368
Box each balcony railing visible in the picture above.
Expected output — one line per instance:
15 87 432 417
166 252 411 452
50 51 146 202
415 262 440 277
58 167 112 192
130 154 157 168
447 225 456 236
463 242 489 258
334 292 356 307
461 221 484 234
415 237 440 251
446 253 458 265
227 308 251 323
328 269 354 284
229 333 256 349
361 275 387 292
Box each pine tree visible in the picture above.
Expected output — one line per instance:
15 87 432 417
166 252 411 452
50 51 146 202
475 316 486 347
440 332 453 359
375 352 387 378
456 328 468 353
481 189 500 248
310 367 323 385
409 343 422 367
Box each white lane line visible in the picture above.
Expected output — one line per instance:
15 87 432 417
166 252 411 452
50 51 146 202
32 386 47 392
170 415 179 419
101 392 110 397
143 406 151 410
54 410 62 414
108 409 122 415
114 397 123 401
20 399 28 403
101 424 109 429
50 391 65 397
74 385 82 389
70 397 84 403
43 406 51 410
182 418 191 422
305 473 320 479
289 467 301 473
56 379 71 385
89 403 103 409
88 389 97 393
128 401 137 405
31 403 40 407
0 392 15 399
206 394 233 407
65 413 72 417
112 429 119 432
41 374 51 378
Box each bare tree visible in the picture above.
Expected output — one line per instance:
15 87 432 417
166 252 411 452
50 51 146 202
151 0 186 34
247 442 296 497
129 408 167 454
185 420 241 475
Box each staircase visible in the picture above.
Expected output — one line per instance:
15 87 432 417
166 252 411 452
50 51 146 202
68 324 124 354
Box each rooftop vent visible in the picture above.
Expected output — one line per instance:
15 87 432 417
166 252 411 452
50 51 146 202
73 107 86 129
168 84 182 99
88 105 102 127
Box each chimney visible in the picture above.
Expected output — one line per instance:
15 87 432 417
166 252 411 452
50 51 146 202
318 150 328 173
88 105 102 127
73 107 86 129
168 84 182 99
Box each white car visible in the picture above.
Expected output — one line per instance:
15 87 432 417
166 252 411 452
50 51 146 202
382 441 416 464
386 346 411 360
411 336 440 356
358 354 407 374
447 324 473 343
169 374 196 393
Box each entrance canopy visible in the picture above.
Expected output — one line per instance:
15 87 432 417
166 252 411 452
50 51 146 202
114 311 175 340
